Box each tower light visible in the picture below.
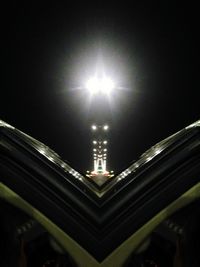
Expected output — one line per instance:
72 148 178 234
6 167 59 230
103 125 109 131
91 125 97 131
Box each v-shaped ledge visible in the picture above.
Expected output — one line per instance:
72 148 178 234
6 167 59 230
0 119 200 261
1 119 199 197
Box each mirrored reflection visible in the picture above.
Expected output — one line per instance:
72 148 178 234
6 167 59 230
0 119 199 197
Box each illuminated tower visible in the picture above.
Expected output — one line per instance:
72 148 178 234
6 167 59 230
92 124 108 174
86 124 114 185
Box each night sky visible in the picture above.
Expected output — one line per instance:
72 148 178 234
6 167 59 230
2 2 199 174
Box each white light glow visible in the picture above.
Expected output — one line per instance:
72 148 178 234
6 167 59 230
91 125 97 130
103 125 109 131
103 140 107 145
93 140 97 145
86 77 100 94
86 77 114 95
103 148 107 152
101 77 114 94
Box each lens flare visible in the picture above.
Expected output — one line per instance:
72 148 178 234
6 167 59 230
86 77 114 95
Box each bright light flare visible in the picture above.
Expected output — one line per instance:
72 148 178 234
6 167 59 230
101 77 114 94
91 125 97 130
86 77 114 95
103 125 109 131
86 77 99 94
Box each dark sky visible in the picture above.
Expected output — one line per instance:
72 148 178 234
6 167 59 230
2 2 199 174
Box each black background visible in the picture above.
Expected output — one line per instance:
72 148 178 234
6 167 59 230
2 2 199 174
